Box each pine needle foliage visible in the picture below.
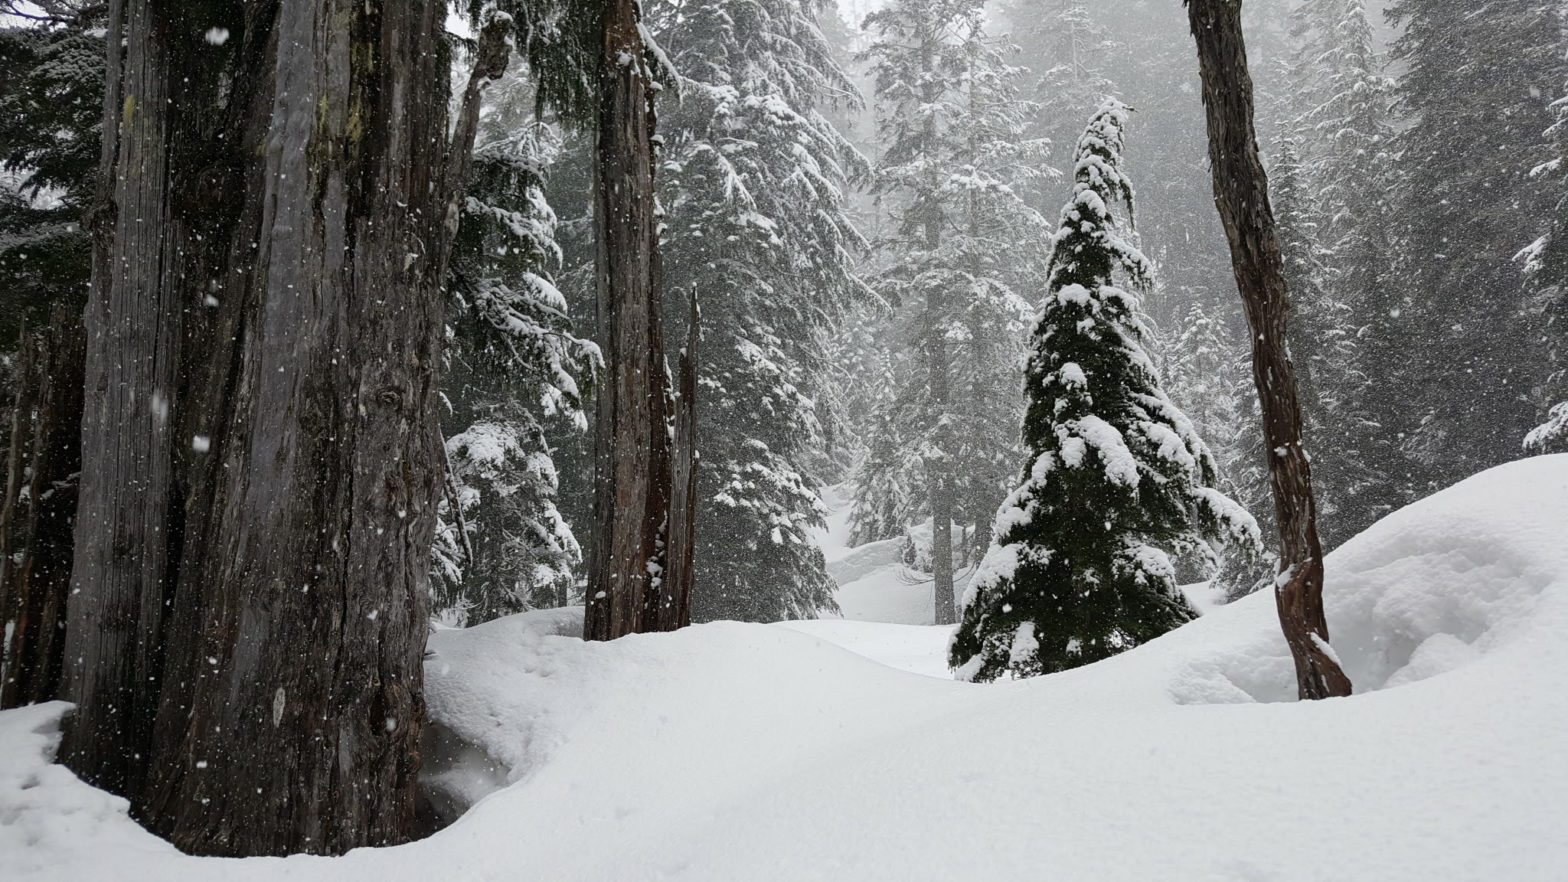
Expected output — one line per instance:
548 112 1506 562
950 101 1258 682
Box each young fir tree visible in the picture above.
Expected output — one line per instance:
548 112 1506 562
950 102 1258 681
436 111 598 624
653 0 867 621
856 0 1049 617
1387 0 1567 487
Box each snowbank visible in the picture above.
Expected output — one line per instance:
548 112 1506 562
2 456 1566 881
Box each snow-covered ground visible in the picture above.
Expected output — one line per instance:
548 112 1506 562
814 483 978 625
812 482 1218 624
4 455 1568 880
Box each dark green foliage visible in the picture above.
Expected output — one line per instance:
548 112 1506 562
950 103 1257 682
462 0 600 122
1525 40 1568 454
654 0 866 622
0 7 103 346
436 118 598 624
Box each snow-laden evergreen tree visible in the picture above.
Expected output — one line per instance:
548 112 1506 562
818 304 895 481
1285 0 1409 535
847 350 923 546
653 0 868 622
1525 403 1568 454
1157 294 1272 596
0 2 102 345
855 0 1050 618
1023 0 1119 199
950 102 1258 681
1270 136 1377 547
1386 0 1567 487
436 109 599 625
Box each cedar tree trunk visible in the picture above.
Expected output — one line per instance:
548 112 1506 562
1185 0 1352 699
0 305 86 709
61 0 510 855
586 0 689 639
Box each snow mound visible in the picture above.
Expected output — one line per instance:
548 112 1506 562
421 606 588 821
1151 454 1568 704
2 456 1565 881
776 619 955 678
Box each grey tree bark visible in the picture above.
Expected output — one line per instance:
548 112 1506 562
1185 0 1352 700
61 0 510 855
0 305 85 710
657 290 701 632
585 0 697 639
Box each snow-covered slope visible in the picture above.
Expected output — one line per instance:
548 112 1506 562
4 456 1567 881
815 483 1216 625
815 483 977 625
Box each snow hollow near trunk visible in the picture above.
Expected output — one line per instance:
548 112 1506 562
2 456 1567 880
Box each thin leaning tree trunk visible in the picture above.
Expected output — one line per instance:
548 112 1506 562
1186 0 1351 700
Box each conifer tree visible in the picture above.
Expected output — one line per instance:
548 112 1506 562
857 0 1049 619
58 0 513 854
1027 1 1119 193
1158 295 1271 596
1286 0 1408 534
653 0 867 622
1270 136 1374 547
436 115 598 624
950 102 1257 682
1386 0 1567 486
0 1 102 345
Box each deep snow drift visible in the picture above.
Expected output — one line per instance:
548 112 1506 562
3 455 1567 880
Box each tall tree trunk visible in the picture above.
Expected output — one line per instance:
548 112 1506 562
61 0 506 855
656 292 701 631
920 26 956 628
1186 0 1352 700
586 0 679 640
0 305 86 709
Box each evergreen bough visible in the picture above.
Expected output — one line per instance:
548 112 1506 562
950 101 1258 682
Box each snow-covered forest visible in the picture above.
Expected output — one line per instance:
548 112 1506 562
1 0 1565 878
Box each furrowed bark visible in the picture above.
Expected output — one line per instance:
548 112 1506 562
1185 0 1351 700
0 306 86 709
655 291 701 631
63 0 481 855
62 0 178 796
586 0 674 641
